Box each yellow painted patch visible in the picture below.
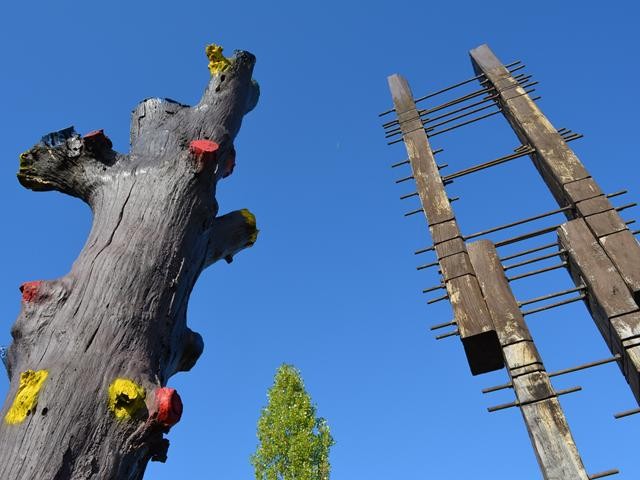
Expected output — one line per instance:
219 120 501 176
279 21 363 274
108 378 146 421
206 44 231 76
240 208 259 245
5 369 49 425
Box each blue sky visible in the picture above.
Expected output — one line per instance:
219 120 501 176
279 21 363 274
1 1 639 478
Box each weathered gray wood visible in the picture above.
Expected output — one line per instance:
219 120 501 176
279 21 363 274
600 230 640 303
470 43 640 304
0 48 260 479
388 74 502 375
468 240 589 480
559 219 640 403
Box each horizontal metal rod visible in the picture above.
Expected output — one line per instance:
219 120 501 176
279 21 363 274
495 223 563 248
395 175 414 184
415 245 436 255
422 284 445 293
589 469 620 479
499 241 559 262
443 147 535 182
417 87 496 120
488 386 581 412
482 382 513 394
504 249 566 272
521 294 585 316
549 354 620 378
633 229 640 235
417 260 439 271
400 191 418 200
507 261 568 282
421 93 499 127
557 127 569 134
416 220 558 255
438 163 448 170
606 189 627 199
616 202 637 213
625 219 636 226
378 60 522 118
381 85 494 128
435 329 460 340
614 407 640 419
518 284 582 307
449 196 460 203
424 102 498 135
391 148 445 168
378 60 526 126
466 205 572 241
430 320 456 331
482 354 621 394
427 293 449 305
391 159 410 168
404 208 423 217
426 109 502 138
564 134 584 142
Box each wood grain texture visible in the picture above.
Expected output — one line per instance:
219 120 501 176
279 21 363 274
468 240 588 480
470 43 640 303
388 75 502 375
0 50 260 479
469 44 589 207
600 230 640 302
559 219 640 403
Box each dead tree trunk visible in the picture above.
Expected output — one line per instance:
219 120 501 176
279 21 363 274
0 45 259 480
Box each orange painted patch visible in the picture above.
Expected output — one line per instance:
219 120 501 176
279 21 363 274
154 387 183 427
20 281 42 303
189 140 219 159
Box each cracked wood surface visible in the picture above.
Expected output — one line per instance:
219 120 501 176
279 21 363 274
0 48 259 480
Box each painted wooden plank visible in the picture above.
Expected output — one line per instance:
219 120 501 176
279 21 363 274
388 74 503 375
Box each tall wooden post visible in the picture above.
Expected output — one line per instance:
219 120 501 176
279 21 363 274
469 44 640 304
387 75 503 375
468 240 588 480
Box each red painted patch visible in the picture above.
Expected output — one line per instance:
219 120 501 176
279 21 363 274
154 387 183 427
189 140 219 160
20 281 42 303
222 147 236 178
83 129 113 149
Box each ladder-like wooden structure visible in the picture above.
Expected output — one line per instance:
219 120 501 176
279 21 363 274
381 44 640 480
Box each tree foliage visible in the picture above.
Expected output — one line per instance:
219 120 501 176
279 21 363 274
252 364 334 480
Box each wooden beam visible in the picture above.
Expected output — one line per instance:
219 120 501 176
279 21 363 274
469 43 640 306
387 74 503 375
558 219 640 404
468 240 588 480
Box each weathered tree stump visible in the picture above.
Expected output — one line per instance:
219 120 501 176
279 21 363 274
0 44 259 479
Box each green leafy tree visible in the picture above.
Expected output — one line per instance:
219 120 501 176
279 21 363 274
252 364 334 480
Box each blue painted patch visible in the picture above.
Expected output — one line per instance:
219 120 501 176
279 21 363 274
40 126 77 147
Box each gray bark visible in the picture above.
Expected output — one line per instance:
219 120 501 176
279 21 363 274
0 49 259 479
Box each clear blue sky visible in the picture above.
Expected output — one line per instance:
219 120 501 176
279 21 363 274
1 1 639 478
